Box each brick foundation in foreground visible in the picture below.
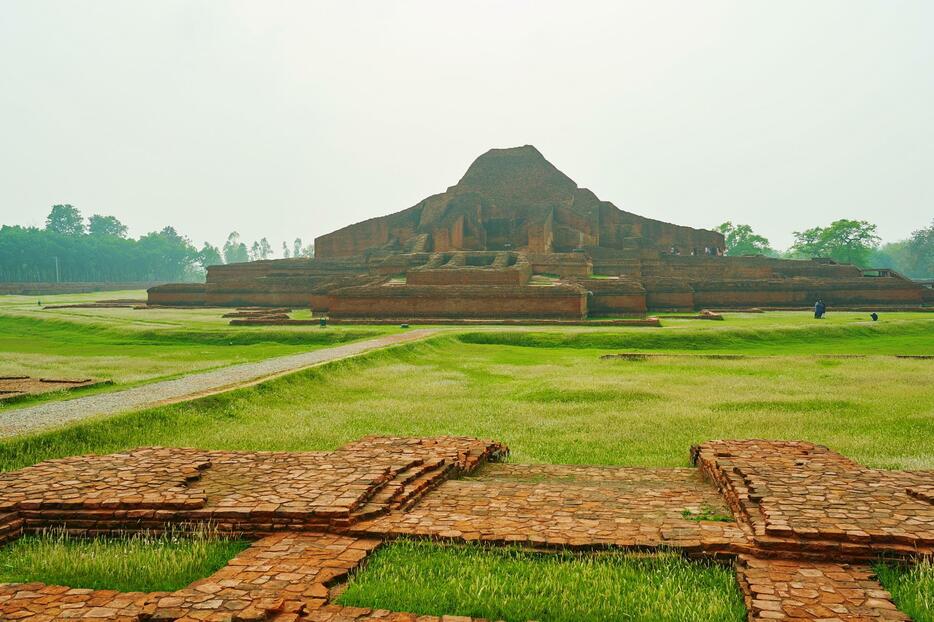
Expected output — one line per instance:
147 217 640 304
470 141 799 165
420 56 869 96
0 436 930 621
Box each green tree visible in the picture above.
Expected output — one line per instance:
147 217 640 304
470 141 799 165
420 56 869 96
258 237 273 260
715 222 773 256
790 219 880 267
904 220 934 278
197 242 223 270
869 241 909 272
88 214 128 238
137 227 199 281
249 238 273 261
45 204 85 236
281 241 290 258
865 221 933 278
0 223 200 282
290 238 314 258
222 232 249 264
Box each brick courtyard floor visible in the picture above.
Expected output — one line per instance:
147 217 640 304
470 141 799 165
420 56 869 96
0 436 930 621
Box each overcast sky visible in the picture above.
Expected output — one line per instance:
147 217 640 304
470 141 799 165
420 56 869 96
1 1 931 253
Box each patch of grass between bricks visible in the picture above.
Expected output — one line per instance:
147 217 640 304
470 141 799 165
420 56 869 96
0 527 249 593
337 539 746 622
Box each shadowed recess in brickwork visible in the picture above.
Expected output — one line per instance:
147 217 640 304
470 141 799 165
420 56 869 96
909 485 934 505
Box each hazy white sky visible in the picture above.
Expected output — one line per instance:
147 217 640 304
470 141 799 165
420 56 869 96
1 1 932 253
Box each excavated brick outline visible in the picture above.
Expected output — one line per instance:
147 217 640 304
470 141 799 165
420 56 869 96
0 436 930 621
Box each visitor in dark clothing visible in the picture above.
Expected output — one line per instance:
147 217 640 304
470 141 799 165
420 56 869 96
814 299 826 319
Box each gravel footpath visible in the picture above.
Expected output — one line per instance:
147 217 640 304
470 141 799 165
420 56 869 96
0 329 439 438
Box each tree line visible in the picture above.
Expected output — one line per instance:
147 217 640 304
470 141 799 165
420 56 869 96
716 219 933 279
0 205 314 283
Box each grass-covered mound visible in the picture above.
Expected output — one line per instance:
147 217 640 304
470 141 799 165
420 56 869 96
0 528 248 592
457 314 934 355
0 314 384 349
338 540 746 622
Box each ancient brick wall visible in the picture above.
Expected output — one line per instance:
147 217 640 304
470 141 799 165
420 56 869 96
200 289 314 307
588 293 647 314
526 210 554 252
641 276 696 311
645 291 695 311
691 278 926 308
573 277 647 314
315 208 422 258
657 255 867 280
407 269 526 286
528 253 593 277
207 258 367 282
430 215 465 252
327 284 588 319
147 283 208 305
598 204 725 253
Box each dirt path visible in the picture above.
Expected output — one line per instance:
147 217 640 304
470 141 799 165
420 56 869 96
0 329 439 438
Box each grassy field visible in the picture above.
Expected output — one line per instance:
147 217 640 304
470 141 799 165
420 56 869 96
338 540 746 622
460 312 934 355
0 290 393 407
0 305 931 620
0 528 248 592
1 313 930 470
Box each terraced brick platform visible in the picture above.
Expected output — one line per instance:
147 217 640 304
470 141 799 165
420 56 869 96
0 436 930 621
693 440 934 559
352 463 750 553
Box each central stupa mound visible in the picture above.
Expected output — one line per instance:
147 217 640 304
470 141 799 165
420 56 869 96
314 145 723 259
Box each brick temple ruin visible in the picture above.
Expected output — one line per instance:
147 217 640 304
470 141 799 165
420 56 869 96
148 146 932 318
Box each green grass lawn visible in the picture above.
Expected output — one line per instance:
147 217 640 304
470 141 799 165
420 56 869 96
0 528 248 592
2 314 930 470
0 290 394 408
338 540 746 622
